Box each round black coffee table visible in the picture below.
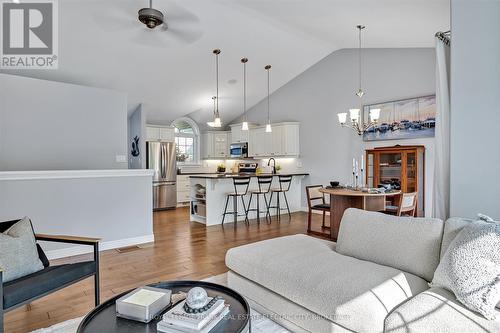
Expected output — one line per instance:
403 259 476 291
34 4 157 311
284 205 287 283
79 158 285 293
77 280 250 333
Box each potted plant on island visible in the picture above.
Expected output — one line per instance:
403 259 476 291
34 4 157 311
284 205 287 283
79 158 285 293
217 163 226 173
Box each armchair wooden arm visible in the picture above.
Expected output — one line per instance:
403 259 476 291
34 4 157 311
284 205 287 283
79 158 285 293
35 234 100 245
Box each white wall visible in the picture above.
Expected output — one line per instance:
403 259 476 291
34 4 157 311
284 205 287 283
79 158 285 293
0 74 128 171
450 0 500 219
243 48 436 214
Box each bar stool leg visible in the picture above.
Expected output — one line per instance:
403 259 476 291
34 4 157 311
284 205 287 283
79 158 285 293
240 196 248 224
247 193 253 222
233 196 238 223
276 192 281 220
283 191 291 218
268 192 274 220
222 196 229 225
263 193 271 221
256 194 260 223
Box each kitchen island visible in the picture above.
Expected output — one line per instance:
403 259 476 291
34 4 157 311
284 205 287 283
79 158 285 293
189 173 308 225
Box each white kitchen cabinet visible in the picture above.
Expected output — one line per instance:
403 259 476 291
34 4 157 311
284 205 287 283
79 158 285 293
146 125 175 142
159 127 175 142
282 123 300 156
248 122 300 157
201 131 229 159
230 124 250 143
146 126 160 141
177 175 191 206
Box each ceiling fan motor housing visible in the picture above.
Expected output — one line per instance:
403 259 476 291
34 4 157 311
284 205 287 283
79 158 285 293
138 7 164 29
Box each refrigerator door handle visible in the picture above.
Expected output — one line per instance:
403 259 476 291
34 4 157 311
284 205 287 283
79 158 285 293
160 144 166 179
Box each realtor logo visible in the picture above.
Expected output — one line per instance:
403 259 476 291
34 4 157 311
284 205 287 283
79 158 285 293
1 0 58 69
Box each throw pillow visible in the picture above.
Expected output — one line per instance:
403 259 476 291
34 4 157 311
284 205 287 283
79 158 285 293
431 215 500 320
0 217 44 282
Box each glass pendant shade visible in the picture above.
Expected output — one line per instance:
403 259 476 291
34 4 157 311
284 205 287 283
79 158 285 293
370 108 380 122
265 123 272 133
241 121 249 131
349 109 360 122
213 115 222 128
337 112 347 125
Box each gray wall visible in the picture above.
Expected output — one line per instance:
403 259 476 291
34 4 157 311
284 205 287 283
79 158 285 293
0 173 153 256
0 74 128 171
243 48 436 213
128 104 146 169
450 0 500 219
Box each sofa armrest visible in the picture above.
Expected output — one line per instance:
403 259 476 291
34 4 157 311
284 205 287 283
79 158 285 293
35 234 100 245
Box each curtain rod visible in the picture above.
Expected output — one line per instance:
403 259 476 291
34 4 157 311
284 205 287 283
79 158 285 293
435 31 451 46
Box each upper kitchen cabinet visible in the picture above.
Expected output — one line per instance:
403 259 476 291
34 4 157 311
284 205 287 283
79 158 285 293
248 122 300 157
146 125 175 142
202 131 229 159
230 123 254 143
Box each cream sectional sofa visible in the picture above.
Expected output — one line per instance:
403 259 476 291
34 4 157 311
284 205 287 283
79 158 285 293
225 208 500 333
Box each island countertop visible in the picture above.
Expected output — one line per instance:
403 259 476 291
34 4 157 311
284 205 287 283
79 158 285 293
189 172 309 179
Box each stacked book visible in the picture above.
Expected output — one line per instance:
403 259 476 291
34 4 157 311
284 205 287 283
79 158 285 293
157 297 229 333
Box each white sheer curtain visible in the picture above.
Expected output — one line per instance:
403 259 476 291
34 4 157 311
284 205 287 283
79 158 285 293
433 37 451 220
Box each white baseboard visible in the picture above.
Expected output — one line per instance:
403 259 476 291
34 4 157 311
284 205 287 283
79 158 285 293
45 234 155 260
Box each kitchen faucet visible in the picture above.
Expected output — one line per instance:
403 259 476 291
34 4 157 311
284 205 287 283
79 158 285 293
268 158 277 174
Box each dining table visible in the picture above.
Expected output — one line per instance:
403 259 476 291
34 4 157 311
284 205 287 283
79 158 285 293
319 187 401 241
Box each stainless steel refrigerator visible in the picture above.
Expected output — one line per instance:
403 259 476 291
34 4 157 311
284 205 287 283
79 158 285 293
146 141 177 210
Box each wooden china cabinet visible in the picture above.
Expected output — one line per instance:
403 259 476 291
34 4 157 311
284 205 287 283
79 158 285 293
365 145 425 216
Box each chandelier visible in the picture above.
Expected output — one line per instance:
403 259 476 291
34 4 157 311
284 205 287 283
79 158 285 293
337 25 380 135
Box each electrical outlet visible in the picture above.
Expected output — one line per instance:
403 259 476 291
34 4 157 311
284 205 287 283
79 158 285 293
296 160 303 168
116 155 127 163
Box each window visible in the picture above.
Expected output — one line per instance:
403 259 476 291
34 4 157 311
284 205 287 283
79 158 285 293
172 117 200 164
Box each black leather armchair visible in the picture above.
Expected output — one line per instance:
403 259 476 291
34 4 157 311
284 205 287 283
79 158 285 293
0 219 100 333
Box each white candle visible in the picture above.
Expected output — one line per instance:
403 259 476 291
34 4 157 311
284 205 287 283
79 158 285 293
352 158 356 173
360 155 364 170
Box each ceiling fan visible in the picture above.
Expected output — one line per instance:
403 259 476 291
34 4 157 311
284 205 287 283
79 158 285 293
138 0 165 30
92 0 202 47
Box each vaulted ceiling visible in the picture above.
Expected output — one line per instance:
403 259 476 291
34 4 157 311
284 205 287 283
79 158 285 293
1 0 449 128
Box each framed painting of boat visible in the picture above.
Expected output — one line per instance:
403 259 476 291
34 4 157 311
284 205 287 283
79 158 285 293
362 95 436 141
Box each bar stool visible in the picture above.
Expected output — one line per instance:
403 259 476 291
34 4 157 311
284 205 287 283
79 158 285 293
268 175 293 220
222 177 251 225
246 175 273 223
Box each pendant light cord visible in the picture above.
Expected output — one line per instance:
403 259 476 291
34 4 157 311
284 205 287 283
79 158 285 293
266 65 271 123
215 52 219 115
243 60 247 120
358 26 362 93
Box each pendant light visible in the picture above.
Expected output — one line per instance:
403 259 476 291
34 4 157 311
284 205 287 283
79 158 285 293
207 49 222 128
265 65 272 133
241 58 249 131
207 96 217 127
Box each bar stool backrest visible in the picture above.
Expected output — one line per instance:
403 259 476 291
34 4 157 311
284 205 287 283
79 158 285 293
232 176 251 196
278 175 293 191
257 175 273 193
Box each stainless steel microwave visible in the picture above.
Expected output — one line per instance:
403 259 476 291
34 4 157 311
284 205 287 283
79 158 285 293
230 142 248 158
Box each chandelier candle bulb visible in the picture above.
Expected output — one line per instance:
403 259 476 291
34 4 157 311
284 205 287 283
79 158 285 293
338 113 347 125
349 109 360 123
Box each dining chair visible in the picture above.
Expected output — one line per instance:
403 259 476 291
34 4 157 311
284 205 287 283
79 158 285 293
386 192 418 217
306 185 331 232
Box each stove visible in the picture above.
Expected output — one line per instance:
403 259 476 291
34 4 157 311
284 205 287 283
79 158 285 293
238 163 258 174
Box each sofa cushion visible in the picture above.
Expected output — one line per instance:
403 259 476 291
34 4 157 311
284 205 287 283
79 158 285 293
226 234 429 333
336 208 444 281
0 217 44 282
3 261 96 309
384 287 500 333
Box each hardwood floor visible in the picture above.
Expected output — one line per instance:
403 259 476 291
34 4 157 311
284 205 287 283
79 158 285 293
4 208 328 333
